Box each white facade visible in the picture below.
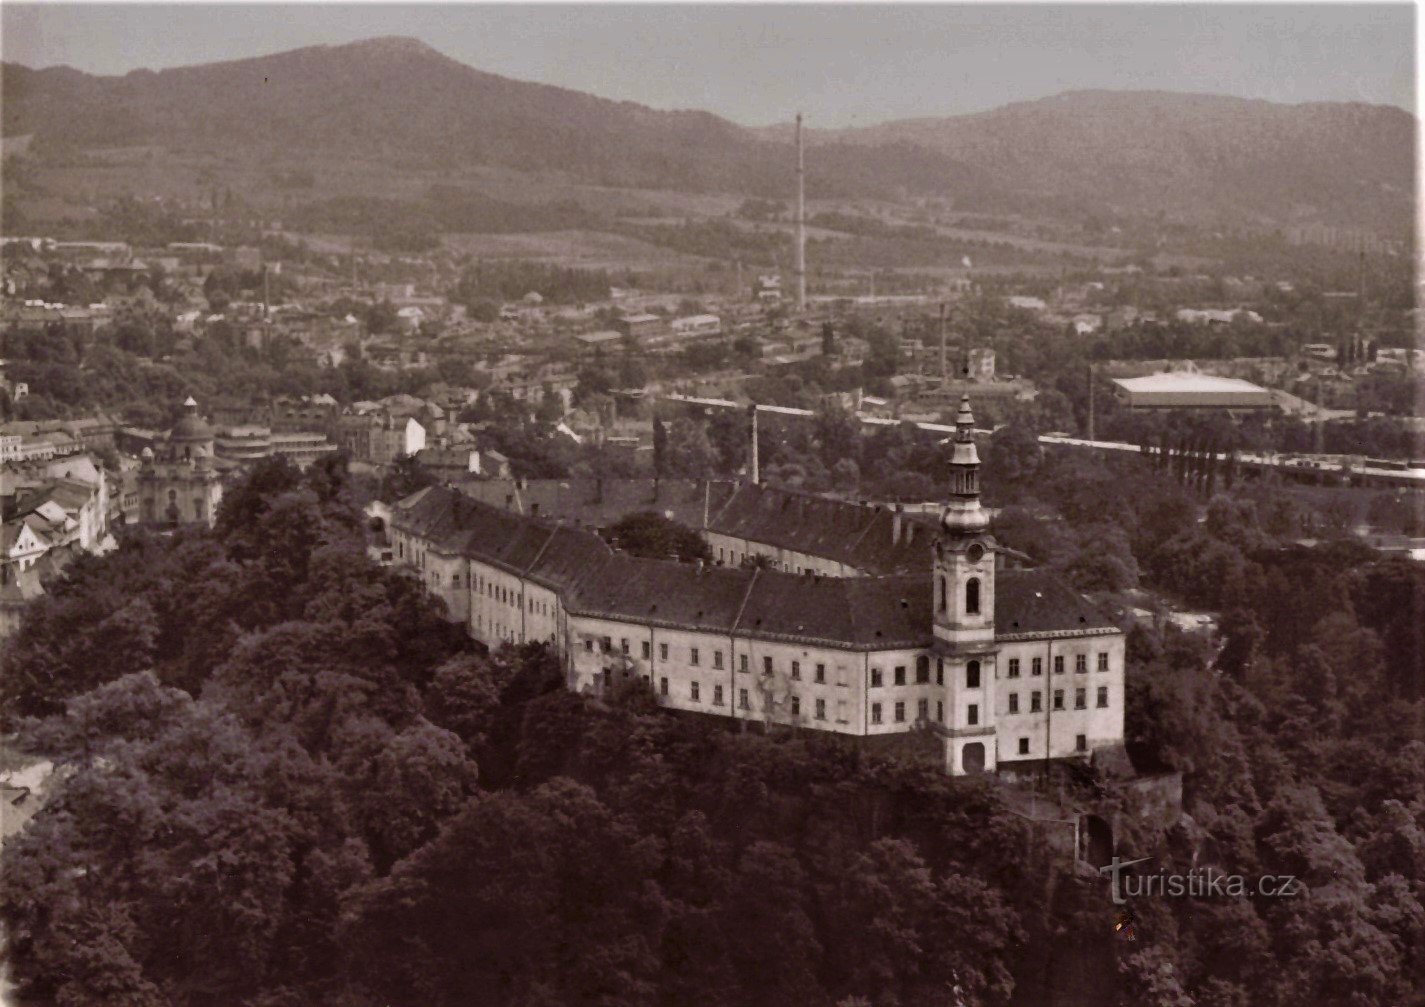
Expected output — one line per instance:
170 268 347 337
392 399 1127 778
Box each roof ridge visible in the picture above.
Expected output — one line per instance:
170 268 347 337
730 566 761 634
524 523 558 575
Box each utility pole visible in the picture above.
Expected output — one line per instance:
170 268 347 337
749 404 760 485
939 302 948 385
795 112 806 312
1087 362 1095 442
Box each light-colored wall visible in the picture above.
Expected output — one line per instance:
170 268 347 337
705 531 855 577
992 633 1125 764
390 514 1128 773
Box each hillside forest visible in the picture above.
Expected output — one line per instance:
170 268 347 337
0 439 1421 1007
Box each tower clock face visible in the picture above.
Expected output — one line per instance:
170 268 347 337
966 542 985 564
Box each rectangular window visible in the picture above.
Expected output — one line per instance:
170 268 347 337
936 659 944 686
1009 692 1020 714
585 639 594 653
1008 658 1021 678
763 656 773 676
713 685 724 706
870 667 883 688
1076 734 1087 752
660 643 669 661
740 655 749 673
791 660 801 680
691 682 700 702
815 699 826 720
871 702 883 725
936 701 944 723
1098 653 1110 672
659 677 668 696
1018 737 1030 755
621 638 629 655
1053 689 1065 711
691 647 700 666
1054 655 1064 675
739 688 750 710
894 701 906 723
967 703 979 726
1031 691 1043 713
917 698 928 721
714 650 724 670
916 660 929 684
815 663 826 684
1075 688 1087 710
1032 657 1043 677
1075 654 1087 674
601 637 612 654
642 641 651 660
1097 686 1109 708
894 666 906 686
791 695 800 716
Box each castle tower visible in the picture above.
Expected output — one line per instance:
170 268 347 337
934 395 998 774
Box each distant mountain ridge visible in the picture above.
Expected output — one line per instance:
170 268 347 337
803 89 1416 231
2 36 1415 230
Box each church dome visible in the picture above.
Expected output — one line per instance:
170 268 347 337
170 396 213 443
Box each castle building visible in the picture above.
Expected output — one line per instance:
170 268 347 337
137 398 223 528
392 397 1125 776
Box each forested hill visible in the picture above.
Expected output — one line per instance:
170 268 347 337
3 38 1415 228
0 36 1001 202
800 89 1417 232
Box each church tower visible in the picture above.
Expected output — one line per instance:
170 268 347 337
934 396 998 774
934 396 995 647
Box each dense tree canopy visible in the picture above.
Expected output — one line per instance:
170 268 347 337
1 448 1421 1007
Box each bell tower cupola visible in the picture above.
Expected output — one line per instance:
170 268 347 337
933 396 995 648
942 395 989 535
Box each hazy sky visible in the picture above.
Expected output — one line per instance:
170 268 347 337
2 3 1416 127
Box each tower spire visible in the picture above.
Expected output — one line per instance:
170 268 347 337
942 395 988 533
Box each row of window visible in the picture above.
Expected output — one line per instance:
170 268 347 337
585 638 837 682
870 656 937 687
1005 686 1110 713
870 698 944 724
675 678 833 721
1014 735 1089 755
1005 653 1111 677
714 546 828 576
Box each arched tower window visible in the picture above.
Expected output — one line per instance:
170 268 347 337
966 660 981 689
938 575 948 613
966 577 981 615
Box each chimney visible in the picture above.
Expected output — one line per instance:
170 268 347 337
795 112 806 312
749 404 760 485
892 504 904 545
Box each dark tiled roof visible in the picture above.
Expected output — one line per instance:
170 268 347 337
995 569 1118 636
393 487 1119 649
455 478 737 533
707 483 934 576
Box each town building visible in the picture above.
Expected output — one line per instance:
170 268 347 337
336 411 427 465
137 398 223 528
392 398 1125 776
